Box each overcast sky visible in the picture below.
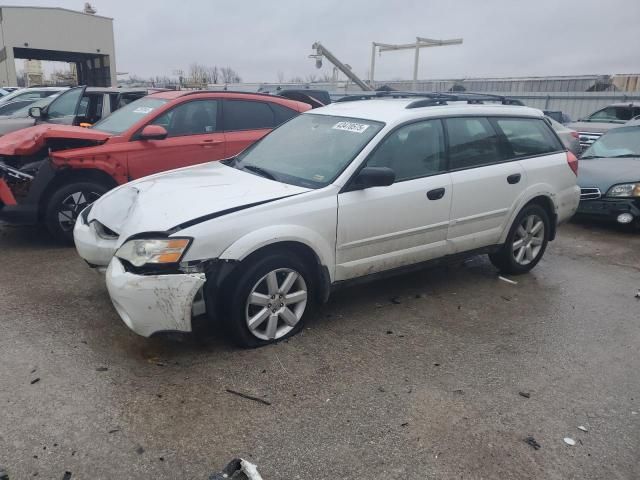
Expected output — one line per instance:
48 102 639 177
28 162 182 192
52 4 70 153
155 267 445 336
7 0 640 82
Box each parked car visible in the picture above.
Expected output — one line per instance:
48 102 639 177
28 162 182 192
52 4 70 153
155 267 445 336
545 116 581 156
0 86 67 105
27 86 149 127
568 102 640 150
575 123 640 228
0 91 311 242
543 110 572 124
0 98 45 117
0 96 60 135
74 95 580 345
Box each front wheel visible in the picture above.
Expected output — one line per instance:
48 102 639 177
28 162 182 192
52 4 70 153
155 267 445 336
222 252 313 348
489 204 550 275
44 181 109 244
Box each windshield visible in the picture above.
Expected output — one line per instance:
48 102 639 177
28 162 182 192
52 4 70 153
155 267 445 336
232 114 384 188
10 96 58 118
91 97 168 134
582 126 640 158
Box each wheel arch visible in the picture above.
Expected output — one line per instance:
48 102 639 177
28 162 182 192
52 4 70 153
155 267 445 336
500 189 557 244
39 168 118 217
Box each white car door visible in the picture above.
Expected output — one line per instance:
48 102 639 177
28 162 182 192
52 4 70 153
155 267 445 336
336 119 452 281
445 116 526 253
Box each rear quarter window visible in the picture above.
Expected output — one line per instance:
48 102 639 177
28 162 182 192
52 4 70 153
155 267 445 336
493 117 563 158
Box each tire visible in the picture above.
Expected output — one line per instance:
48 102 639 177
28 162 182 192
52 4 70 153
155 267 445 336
44 181 109 244
222 252 314 348
489 204 550 275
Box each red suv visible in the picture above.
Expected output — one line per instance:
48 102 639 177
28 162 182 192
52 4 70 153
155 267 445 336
0 91 311 242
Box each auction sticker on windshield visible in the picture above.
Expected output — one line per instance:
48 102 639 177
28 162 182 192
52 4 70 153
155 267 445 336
332 121 370 133
133 106 154 114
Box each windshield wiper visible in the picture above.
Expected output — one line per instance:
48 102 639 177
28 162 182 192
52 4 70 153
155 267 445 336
610 154 640 158
241 164 278 181
579 155 603 159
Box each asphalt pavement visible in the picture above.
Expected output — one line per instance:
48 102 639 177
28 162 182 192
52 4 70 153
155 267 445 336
0 221 638 479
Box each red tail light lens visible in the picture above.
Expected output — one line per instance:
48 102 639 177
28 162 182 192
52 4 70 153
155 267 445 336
567 151 578 176
570 131 579 139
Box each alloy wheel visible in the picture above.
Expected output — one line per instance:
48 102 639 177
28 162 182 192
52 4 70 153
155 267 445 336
57 190 101 232
245 268 308 341
512 214 545 265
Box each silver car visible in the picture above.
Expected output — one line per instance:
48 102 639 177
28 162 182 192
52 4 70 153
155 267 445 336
568 102 640 150
546 116 581 156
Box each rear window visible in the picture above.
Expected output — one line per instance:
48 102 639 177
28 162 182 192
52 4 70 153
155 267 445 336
223 100 275 131
493 117 562 157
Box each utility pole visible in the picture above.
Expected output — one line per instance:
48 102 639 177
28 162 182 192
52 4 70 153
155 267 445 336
310 42 373 91
370 37 463 91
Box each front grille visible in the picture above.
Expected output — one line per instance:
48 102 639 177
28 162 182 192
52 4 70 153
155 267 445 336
580 187 601 200
578 131 602 149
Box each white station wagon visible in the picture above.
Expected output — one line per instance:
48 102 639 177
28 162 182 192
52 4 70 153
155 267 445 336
74 93 580 346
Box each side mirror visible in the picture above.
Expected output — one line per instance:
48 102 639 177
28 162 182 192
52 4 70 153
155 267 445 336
139 124 168 141
28 106 42 119
350 167 395 190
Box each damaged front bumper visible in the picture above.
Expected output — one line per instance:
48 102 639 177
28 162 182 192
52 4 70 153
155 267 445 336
0 160 53 225
106 257 206 337
73 212 118 270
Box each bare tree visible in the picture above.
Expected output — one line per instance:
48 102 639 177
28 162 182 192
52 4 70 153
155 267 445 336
319 73 333 83
208 66 219 84
277 71 285 83
305 74 317 83
289 76 304 84
221 66 241 83
189 62 209 84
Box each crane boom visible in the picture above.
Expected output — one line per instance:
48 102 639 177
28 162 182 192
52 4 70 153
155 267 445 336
311 42 373 91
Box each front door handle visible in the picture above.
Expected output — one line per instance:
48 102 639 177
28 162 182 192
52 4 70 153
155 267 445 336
507 173 521 184
427 187 446 200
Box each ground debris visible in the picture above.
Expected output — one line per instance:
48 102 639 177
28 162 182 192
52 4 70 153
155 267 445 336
499 276 518 285
390 296 402 304
135 446 145 455
519 391 531 398
524 436 541 450
0 468 8 480
635 290 640 299
577 425 588 432
226 389 272 406
108 429 120 434
30 378 40 385
61 472 72 480
95 367 108 372
208 458 263 480
564 437 576 446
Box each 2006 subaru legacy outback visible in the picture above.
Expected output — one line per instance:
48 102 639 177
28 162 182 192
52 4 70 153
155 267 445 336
74 93 580 347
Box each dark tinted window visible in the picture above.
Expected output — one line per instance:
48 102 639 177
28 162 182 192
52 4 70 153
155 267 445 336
270 103 298 125
367 120 446 181
224 100 275 130
494 117 562 157
445 117 506 169
589 106 640 123
151 100 218 137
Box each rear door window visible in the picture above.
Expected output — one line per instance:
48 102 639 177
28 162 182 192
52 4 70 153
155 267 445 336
47 87 84 119
223 100 275 131
492 117 563 158
445 117 507 170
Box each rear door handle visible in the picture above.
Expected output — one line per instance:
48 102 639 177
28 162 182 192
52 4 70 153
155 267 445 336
200 139 223 147
427 187 446 200
507 173 521 184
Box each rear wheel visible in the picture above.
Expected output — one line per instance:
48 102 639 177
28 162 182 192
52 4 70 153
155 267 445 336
489 204 550 275
222 252 313 348
44 181 108 244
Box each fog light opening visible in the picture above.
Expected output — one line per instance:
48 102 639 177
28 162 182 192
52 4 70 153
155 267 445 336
616 213 634 224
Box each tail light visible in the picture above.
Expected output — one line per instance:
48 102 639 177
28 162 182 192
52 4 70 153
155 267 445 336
566 151 578 176
570 131 579 139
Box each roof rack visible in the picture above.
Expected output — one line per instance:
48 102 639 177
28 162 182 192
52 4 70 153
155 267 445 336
334 91 524 108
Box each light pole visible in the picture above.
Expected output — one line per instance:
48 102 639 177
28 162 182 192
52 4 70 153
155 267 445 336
370 37 463 90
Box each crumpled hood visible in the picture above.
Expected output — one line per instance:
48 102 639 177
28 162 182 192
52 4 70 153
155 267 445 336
88 162 310 243
0 124 111 155
578 157 640 193
567 121 621 134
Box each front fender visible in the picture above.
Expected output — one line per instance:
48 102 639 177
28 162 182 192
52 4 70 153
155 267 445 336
219 224 335 281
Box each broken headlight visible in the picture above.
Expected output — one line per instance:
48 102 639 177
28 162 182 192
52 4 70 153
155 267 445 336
115 238 192 267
